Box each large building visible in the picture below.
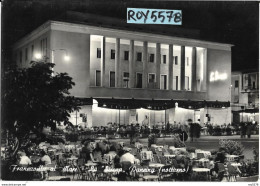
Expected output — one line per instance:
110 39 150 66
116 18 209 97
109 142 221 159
12 19 232 127
231 70 259 123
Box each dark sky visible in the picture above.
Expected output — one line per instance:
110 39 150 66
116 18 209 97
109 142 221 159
2 0 259 71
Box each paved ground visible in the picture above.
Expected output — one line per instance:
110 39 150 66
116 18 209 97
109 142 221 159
110 135 259 160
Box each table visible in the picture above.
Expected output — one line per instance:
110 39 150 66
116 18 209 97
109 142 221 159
192 168 211 181
149 163 165 168
226 155 239 162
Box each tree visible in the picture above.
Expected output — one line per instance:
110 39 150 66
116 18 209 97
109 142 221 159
2 61 80 156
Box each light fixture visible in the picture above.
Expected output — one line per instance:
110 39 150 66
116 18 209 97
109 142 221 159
175 102 178 108
147 105 152 109
64 55 70 61
103 103 107 107
35 53 42 60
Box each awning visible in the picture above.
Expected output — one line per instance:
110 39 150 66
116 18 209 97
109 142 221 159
94 98 230 110
75 97 93 106
232 108 259 114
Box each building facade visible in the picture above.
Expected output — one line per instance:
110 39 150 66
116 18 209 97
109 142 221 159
13 20 232 127
231 70 259 123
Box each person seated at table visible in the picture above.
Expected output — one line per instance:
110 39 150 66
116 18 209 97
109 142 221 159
17 151 32 167
39 150 52 165
81 141 96 162
214 150 225 163
120 150 135 164
97 140 110 155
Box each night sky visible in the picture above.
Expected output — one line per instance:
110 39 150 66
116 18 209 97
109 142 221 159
2 0 259 71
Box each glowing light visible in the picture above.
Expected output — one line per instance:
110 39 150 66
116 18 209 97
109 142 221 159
35 53 42 60
64 55 70 61
210 71 228 82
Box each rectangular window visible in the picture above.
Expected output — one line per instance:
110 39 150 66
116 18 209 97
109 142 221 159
25 48 28 61
95 70 101 86
137 52 142 62
123 72 130 88
110 71 115 87
124 51 129 60
40 38 47 56
185 76 189 90
160 75 167 90
19 51 22 63
186 57 189 66
235 80 239 88
148 74 155 83
111 49 115 59
136 73 142 88
149 54 154 62
97 48 101 58
162 55 167 64
174 56 178 65
173 76 178 90
31 45 34 58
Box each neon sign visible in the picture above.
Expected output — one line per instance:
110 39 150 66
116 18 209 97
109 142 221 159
210 71 227 82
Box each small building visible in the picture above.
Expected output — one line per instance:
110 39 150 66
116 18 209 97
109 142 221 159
231 70 259 123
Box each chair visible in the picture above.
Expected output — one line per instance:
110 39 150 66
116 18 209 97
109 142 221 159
197 152 205 159
159 165 174 181
217 163 229 181
227 163 239 182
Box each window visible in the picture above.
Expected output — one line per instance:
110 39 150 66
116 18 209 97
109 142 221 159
137 52 142 62
235 80 239 88
97 48 101 58
19 51 22 63
149 54 154 63
95 70 101 86
185 76 189 90
40 38 47 56
173 76 178 90
25 48 28 61
110 71 115 87
136 73 142 88
174 56 178 65
160 75 167 90
124 51 129 60
162 55 166 64
31 45 34 58
148 74 155 83
123 72 130 88
111 49 115 59
186 57 189 66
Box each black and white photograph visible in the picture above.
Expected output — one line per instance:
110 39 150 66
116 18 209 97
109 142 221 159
1 0 259 183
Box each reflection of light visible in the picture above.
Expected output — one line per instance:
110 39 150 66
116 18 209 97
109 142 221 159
103 103 107 107
35 53 42 59
210 71 228 82
222 107 226 109
64 55 70 61
147 105 152 109
175 102 178 108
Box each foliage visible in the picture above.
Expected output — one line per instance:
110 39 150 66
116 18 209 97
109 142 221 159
2 61 79 139
219 139 244 155
148 133 157 147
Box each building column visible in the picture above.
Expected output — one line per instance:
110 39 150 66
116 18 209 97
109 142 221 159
115 38 121 87
143 41 148 89
181 46 185 90
192 47 197 92
101 36 106 87
168 44 173 90
129 40 135 88
156 43 161 89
